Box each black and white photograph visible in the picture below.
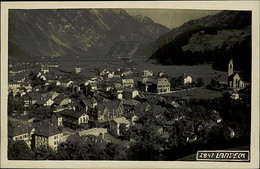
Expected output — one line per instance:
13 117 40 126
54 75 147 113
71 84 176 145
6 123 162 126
1 1 259 169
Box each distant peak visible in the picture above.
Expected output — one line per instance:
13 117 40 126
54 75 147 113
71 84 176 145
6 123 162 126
134 14 153 23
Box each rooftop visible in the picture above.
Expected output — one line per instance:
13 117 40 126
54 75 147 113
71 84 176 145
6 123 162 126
34 122 61 137
113 117 130 124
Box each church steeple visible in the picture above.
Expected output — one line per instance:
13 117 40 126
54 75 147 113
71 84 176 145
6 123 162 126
228 58 233 77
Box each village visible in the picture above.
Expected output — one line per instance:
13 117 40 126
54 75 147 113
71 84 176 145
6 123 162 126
8 59 251 160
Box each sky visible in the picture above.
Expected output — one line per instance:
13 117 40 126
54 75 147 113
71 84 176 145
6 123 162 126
125 9 221 29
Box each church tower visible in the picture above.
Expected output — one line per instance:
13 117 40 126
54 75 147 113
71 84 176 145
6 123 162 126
228 59 233 77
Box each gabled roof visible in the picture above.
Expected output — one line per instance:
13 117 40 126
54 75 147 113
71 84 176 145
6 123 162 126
122 99 139 106
228 72 240 80
52 112 62 118
112 117 130 124
35 99 47 105
96 103 107 113
8 123 32 137
27 92 42 100
106 100 121 111
34 122 61 137
123 88 138 93
61 109 87 119
53 94 68 103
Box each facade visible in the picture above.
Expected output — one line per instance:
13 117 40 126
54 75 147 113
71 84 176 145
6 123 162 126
33 122 63 151
62 110 89 127
181 73 192 84
95 101 124 123
123 88 139 99
122 79 134 88
109 117 130 137
227 59 245 88
8 123 33 148
230 93 240 100
142 70 153 77
51 113 63 127
157 78 171 93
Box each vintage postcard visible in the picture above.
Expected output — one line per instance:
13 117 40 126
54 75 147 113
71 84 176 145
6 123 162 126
1 1 259 168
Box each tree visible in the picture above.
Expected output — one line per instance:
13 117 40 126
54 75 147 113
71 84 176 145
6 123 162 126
8 139 35 160
196 77 204 87
105 143 120 160
33 146 59 160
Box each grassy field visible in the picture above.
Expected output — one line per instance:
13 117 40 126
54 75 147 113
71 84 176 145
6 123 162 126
21 55 228 85
163 87 224 100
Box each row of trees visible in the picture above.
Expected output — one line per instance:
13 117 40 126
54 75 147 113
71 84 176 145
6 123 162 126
8 137 127 160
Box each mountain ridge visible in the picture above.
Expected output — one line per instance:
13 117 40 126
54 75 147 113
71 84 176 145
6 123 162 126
8 9 169 60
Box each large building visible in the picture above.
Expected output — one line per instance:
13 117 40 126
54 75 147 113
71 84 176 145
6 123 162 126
8 122 34 148
227 59 245 88
32 122 63 151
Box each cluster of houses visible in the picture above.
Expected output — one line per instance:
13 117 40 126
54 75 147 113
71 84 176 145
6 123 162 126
8 64 198 151
8 62 242 152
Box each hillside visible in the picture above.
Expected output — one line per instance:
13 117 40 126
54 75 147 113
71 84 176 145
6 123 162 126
8 9 169 60
147 11 251 81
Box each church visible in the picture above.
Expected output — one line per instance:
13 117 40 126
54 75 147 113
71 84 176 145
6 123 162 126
227 59 245 88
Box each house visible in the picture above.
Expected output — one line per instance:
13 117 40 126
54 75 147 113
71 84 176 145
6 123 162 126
68 99 82 111
41 67 49 74
61 110 89 127
114 87 123 99
122 78 134 88
8 122 34 148
23 84 32 92
148 77 170 94
109 117 130 137
181 73 192 84
123 88 139 99
35 98 53 107
87 81 98 91
51 112 63 127
75 67 82 73
209 110 222 123
142 70 153 77
53 94 71 107
101 81 114 91
8 82 21 91
23 96 30 107
185 131 197 143
122 99 140 115
170 101 181 109
81 97 98 111
230 93 239 100
158 71 165 77
33 122 63 151
227 59 245 88
61 80 74 88
137 77 151 92
27 92 42 105
94 101 124 123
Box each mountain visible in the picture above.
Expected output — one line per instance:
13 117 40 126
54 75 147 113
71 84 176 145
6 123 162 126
147 10 251 81
8 9 169 60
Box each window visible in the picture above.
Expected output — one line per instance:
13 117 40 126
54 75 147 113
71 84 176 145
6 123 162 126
54 141 56 145
20 136 22 139
24 135 27 138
